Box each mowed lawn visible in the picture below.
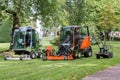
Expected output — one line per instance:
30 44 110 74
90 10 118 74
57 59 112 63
0 40 120 80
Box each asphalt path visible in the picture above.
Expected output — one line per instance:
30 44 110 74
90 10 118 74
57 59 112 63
83 64 120 80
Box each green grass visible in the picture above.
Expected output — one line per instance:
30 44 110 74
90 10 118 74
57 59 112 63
0 43 10 51
0 41 120 80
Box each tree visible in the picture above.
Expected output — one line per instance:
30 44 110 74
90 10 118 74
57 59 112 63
0 0 67 49
98 3 116 44
65 0 84 25
2 0 31 49
0 0 38 50
35 0 67 27
0 0 119 50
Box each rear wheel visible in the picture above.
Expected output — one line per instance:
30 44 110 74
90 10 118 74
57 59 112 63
108 52 113 58
30 52 36 59
88 49 92 57
42 55 46 61
96 55 100 59
37 52 41 58
111 52 113 58
84 47 92 57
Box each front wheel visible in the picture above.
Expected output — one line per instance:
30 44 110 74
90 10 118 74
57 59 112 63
64 56 68 60
77 52 82 58
75 51 82 58
4 57 7 60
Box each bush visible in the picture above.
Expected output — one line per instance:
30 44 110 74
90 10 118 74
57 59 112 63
50 37 58 46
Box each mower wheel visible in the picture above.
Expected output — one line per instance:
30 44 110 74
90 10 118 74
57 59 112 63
88 49 92 57
30 53 36 59
20 57 22 60
75 50 81 58
84 47 92 57
42 55 46 61
77 51 82 58
108 52 113 58
4 57 7 60
37 52 41 58
64 56 68 60
96 55 100 59
111 52 113 58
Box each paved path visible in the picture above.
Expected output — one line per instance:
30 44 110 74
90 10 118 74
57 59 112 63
83 64 120 80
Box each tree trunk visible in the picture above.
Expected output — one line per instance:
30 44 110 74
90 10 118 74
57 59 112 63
6 10 20 50
103 32 106 47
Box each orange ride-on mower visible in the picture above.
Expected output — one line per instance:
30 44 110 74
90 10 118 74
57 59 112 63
42 26 92 60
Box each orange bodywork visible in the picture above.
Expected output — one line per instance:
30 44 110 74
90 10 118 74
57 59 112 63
45 46 74 60
80 36 91 49
46 55 73 60
46 46 53 56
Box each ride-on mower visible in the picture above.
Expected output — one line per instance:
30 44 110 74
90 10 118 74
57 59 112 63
42 26 92 60
4 26 41 60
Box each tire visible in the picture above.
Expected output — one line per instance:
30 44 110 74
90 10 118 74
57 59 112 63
77 51 82 58
42 55 46 61
96 55 100 59
64 56 68 60
111 54 113 58
108 52 113 58
4 57 7 60
84 47 92 57
110 52 113 58
37 52 41 58
74 48 82 58
20 57 22 60
88 48 92 57
30 52 36 59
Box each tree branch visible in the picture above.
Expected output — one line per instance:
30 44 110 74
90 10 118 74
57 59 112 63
6 10 17 16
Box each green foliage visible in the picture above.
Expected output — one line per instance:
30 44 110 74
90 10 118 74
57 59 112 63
37 0 67 27
98 3 116 31
64 0 120 31
50 37 58 46
0 0 120 43
0 0 67 27
0 19 11 43
97 2 116 45
0 0 120 29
